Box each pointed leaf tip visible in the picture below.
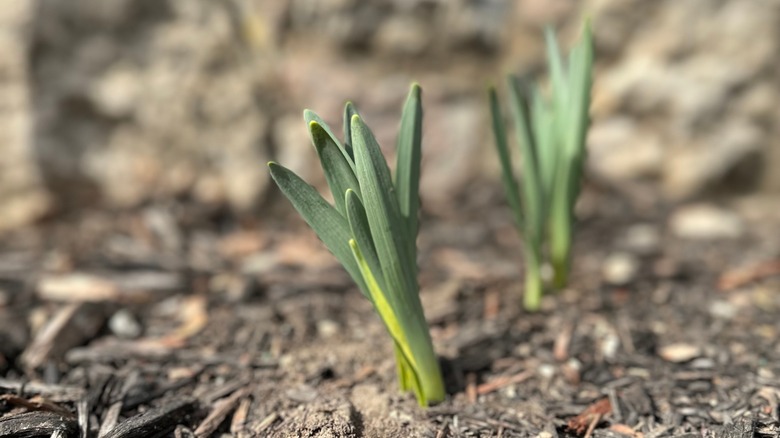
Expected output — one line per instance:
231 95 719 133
308 121 330 153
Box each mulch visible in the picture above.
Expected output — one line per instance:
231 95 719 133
1 183 779 437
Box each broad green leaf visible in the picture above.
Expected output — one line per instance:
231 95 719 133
310 121 360 216
544 27 570 121
268 162 368 298
343 102 357 159
351 114 416 309
508 76 544 241
351 114 444 404
488 86 523 230
550 22 593 288
304 109 355 172
348 238 415 367
565 22 594 189
395 83 423 266
345 189 384 294
530 86 557 203
349 239 425 404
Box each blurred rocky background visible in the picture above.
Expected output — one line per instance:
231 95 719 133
0 0 778 231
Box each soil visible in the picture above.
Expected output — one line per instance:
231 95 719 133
1 181 779 437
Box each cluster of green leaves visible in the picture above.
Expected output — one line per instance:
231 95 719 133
268 85 445 406
489 23 594 311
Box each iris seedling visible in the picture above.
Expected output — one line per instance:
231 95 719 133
268 84 445 406
489 22 593 311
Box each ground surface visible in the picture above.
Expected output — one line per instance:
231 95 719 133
1 183 779 437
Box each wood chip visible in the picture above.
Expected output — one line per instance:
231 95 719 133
21 303 107 370
0 394 74 418
609 423 644 437
218 230 266 259
194 387 251 438
0 411 78 437
38 274 119 302
466 373 477 404
158 295 208 347
554 323 574 361
714 414 754 438
483 289 500 320
252 412 279 434
230 397 252 435
37 271 182 304
718 259 780 291
568 398 612 437
658 343 701 363
102 398 196 438
476 370 533 395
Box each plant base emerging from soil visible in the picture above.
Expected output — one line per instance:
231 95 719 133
268 84 445 406
489 22 594 311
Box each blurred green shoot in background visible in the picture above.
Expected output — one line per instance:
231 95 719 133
489 22 594 311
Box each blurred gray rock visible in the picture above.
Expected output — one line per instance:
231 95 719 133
588 117 662 182
0 1 51 230
420 96 484 208
589 0 779 198
664 120 763 199
286 0 507 54
33 0 271 210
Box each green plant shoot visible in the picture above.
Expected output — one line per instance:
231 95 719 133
268 84 445 406
489 22 594 311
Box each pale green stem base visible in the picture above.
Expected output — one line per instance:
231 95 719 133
393 327 445 407
523 246 544 311
550 213 572 290
551 257 569 290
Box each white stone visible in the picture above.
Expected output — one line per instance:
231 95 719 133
602 252 639 285
670 204 744 240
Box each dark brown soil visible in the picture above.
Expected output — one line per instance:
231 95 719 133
1 182 779 437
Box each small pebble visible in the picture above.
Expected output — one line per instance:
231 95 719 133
279 354 295 369
240 253 277 275
390 409 414 424
690 357 715 369
108 309 142 339
659 343 701 363
561 358 581 385
709 300 737 319
687 381 712 392
623 223 661 255
602 252 639 285
285 385 318 403
670 204 744 239
537 364 555 379
317 319 339 338
600 333 620 360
